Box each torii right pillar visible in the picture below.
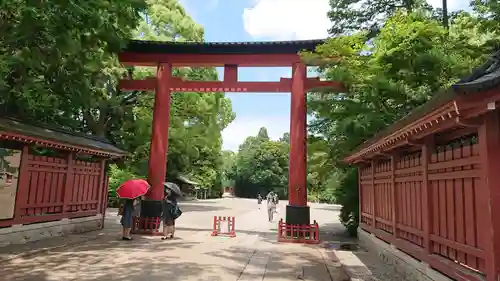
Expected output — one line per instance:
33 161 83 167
286 62 310 225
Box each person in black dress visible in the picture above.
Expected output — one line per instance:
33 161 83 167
161 189 180 240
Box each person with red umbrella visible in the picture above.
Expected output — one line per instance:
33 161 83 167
116 179 150 240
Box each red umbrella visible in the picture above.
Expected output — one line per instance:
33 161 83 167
116 179 150 199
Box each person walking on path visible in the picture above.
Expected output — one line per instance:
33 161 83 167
273 193 280 214
119 198 139 240
257 193 263 210
161 188 182 240
266 191 277 222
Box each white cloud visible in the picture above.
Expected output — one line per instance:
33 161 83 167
243 0 472 41
222 115 290 151
427 0 470 11
243 0 331 40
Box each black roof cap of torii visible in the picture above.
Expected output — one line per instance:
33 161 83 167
121 39 327 55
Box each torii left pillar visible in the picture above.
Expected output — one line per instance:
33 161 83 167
286 62 310 226
142 63 172 220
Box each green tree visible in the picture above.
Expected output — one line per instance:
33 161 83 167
307 136 338 203
0 0 236 201
326 0 467 35
257 127 270 140
221 150 236 188
0 0 146 131
114 0 235 197
279 132 290 144
232 128 289 198
327 0 432 35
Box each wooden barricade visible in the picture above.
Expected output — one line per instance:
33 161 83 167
277 219 320 244
131 216 163 236
211 216 236 237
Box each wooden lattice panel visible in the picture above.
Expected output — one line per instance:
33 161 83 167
8 152 107 227
395 152 423 247
428 140 485 272
21 155 67 216
359 165 373 226
67 160 102 212
374 160 392 233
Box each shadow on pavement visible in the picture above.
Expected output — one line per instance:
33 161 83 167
2 199 350 281
204 244 347 280
318 222 356 243
3 270 52 281
2 233 293 280
2 226 350 281
2 234 207 281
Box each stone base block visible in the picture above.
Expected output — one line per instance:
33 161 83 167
358 228 454 281
285 205 310 225
0 214 103 247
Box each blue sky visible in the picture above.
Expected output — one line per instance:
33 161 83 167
179 0 470 151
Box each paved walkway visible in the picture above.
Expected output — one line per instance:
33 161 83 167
1 199 352 281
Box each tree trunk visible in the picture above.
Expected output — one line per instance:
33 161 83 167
442 0 449 28
82 109 107 138
404 0 414 12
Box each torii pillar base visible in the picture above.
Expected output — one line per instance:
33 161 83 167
285 205 310 225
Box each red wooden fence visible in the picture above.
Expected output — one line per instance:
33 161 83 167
0 148 108 227
359 134 487 280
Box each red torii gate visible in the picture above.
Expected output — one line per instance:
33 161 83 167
118 40 341 227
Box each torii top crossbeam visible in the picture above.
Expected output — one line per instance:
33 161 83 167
118 39 342 93
120 39 324 67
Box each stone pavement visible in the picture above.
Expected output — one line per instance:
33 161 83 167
0 199 352 281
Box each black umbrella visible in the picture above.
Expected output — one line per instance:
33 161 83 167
163 182 183 196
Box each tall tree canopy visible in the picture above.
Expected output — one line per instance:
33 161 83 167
327 0 465 35
0 0 146 130
232 129 289 198
1 0 235 198
328 0 435 35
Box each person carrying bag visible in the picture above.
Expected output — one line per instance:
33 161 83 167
161 188 182 240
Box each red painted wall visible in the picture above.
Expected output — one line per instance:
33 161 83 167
1 145 109 227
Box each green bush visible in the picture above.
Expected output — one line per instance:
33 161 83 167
308 192 320 203
317 187 336 203
333 167 359 237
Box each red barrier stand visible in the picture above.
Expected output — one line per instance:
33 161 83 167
211 216 236 237
277 219 320 244
131 216 163 236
